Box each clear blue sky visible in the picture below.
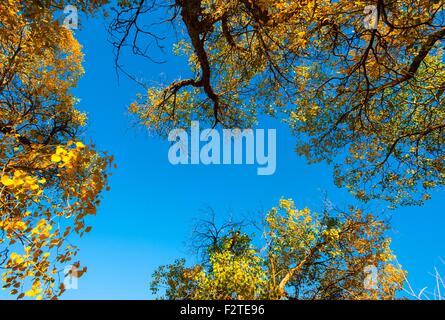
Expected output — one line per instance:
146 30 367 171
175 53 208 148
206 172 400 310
22 12 444 299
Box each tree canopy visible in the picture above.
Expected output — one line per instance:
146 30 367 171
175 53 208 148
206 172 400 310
0 0 111 299
1 0 442 300
112 0 445 207
151 199 406 300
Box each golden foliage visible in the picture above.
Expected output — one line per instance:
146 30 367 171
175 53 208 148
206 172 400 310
151 199 405 300
0 0 112 299
122 0 445 206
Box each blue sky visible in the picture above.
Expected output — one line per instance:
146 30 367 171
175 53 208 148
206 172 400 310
22 12 444 299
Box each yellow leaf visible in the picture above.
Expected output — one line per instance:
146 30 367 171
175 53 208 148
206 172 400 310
75 141 85 149
51 154 62 163
1 175 14 187
56 146 65 155
13 178 24 186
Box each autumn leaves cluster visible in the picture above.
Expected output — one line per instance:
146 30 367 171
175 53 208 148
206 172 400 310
151 199 406 299
0 0 111 299
1 0 444 300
